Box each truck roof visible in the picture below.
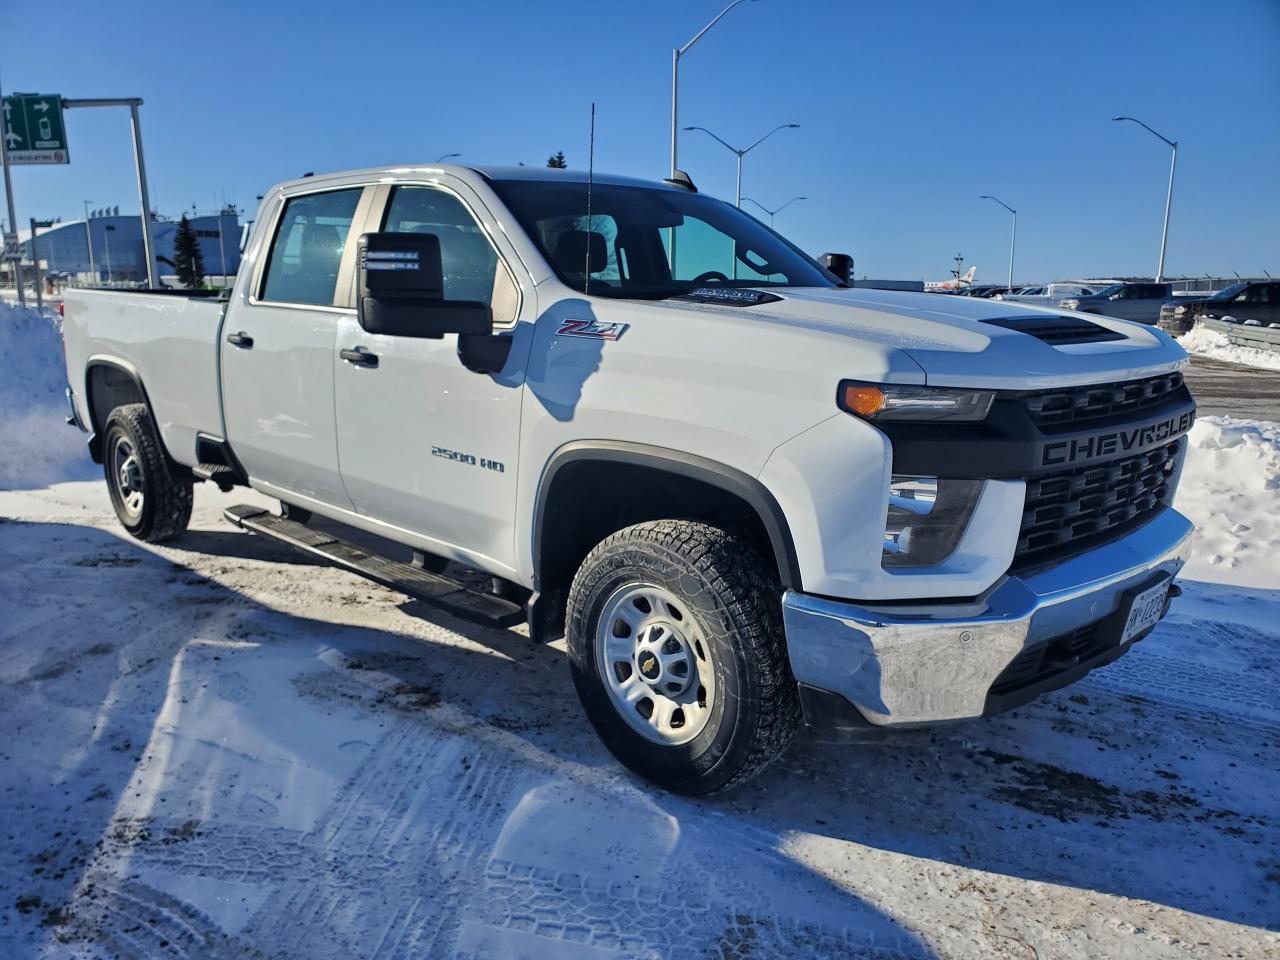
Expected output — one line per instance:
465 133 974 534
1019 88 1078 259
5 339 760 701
272 163 682 194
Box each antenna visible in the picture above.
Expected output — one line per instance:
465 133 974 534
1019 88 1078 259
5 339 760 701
585 102 596 295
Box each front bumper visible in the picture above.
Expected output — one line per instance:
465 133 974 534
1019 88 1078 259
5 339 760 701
783 507 1193 734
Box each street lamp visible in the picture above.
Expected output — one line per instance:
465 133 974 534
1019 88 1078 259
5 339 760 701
671 0 758 178
83 200 97 282
683 123 799 207
742 195 806 227
436 152 461 162
104 224 115 284
979 195 1017 290
1113 116 1177 283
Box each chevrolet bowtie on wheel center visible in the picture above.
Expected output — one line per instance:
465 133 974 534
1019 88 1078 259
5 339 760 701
61 163 1195 794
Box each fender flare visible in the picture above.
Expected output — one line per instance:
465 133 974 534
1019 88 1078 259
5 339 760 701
83 356 153 462
532 440 803 591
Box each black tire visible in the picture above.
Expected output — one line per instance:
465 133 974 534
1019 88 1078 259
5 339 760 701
567 520 800 795
103 403 193 543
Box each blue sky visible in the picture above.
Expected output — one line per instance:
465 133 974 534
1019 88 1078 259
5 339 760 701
2 0 1276 283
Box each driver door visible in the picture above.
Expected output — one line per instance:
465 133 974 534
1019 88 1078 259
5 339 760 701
333 180 531 571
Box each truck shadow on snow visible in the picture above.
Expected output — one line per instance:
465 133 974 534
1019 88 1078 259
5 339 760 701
2 518 1276 958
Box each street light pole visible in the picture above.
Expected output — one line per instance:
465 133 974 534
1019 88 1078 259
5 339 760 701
670 0 757 178
1113 116 1177 283
980 195 1016 290
683 123 799 207
742 195 806 227
82 199 97 283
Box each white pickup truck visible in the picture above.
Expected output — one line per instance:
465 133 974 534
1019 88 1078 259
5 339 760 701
61 164 1196 793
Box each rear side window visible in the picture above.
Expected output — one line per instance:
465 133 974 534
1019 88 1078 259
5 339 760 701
261 188 362 305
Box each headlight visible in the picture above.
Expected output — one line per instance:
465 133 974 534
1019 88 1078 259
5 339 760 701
839 381 995 422
883 475 985 567
1060 298 1079 309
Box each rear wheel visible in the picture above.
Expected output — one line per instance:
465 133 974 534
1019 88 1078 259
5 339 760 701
566 520 800 794
103 403 193 542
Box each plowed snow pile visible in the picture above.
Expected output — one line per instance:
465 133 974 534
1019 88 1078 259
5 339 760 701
1176 415 1280 588
1180 324 1280 372
0 303 95 488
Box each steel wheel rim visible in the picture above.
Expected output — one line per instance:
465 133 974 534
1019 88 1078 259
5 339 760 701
596 583 715 746
112 436 145 521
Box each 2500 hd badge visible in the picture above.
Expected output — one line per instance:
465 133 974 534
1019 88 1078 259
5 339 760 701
1042 409 1196 467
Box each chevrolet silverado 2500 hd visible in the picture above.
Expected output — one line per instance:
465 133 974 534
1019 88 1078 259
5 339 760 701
61 164 1196 794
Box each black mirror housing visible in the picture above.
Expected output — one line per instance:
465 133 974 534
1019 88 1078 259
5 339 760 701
357 232 493 338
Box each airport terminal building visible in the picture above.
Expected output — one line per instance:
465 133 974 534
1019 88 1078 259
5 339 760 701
18 208 242 285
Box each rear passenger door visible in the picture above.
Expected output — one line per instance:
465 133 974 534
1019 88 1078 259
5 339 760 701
221 185 372 510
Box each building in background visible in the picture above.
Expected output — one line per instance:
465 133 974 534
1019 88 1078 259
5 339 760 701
15 207 242 286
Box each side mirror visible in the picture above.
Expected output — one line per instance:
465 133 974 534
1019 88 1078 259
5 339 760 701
357 232 492 338
1108 293 1121 301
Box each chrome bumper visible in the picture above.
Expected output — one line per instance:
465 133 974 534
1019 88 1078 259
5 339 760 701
783 508 1194 729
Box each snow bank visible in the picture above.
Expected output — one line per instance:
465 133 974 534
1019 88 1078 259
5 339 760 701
1179 325 1280 372
0 303 95 489
1176 415 1280 589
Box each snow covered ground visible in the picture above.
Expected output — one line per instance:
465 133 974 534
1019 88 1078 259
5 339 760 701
2 305 1278 958
1180 325 1280 373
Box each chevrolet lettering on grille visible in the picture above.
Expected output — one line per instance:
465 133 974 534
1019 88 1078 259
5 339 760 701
1041 409 1196 467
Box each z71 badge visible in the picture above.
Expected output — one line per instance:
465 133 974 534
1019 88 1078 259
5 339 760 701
557 319 629 341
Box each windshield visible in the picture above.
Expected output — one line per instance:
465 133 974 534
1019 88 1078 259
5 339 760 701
1209 282 1248 301
1092 284 1123 297
488 179 838 299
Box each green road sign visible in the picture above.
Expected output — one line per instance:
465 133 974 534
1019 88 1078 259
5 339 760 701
2 94 69 165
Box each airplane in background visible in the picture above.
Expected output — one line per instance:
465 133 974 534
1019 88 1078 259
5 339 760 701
925 266 976 292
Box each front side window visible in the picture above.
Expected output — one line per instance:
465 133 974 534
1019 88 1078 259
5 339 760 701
489 179 836 299
261 188 362 305
382 186 518 325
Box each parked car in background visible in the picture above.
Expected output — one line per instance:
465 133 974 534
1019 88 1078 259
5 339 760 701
962 284 1013 299
995 282 1098 307
1159 281 1280 335
1061 282 1173 325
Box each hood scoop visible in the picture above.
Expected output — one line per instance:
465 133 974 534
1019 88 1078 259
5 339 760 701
982 314 1127 345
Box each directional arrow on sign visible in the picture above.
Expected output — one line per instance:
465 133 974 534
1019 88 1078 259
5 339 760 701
33 101 49 113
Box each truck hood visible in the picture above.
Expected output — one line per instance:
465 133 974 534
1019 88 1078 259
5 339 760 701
670 287 1189 389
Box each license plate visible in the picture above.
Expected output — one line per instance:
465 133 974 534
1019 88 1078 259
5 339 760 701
1121 578 1170 643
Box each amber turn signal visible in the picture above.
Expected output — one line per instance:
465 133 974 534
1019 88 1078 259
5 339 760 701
841 384 885 417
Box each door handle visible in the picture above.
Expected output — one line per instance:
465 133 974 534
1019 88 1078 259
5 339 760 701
226 331 254 348
340 347 379 368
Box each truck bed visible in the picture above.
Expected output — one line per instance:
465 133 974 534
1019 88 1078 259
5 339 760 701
61 288 228 468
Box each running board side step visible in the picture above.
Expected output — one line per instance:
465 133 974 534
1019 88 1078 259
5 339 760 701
223 505 526 628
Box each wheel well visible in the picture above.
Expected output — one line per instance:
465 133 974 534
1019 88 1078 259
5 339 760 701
85 363 147 462
533 450 800 638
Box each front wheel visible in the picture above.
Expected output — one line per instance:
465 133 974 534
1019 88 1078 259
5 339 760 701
566 520 800 794
103 403 193 542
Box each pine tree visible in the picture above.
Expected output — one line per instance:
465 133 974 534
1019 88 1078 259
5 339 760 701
547 151 567 169
172 215 205 289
